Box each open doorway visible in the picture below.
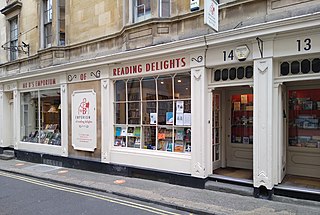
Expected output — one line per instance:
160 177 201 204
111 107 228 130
3 92 14 148
211 86 253 182
282 81 320 190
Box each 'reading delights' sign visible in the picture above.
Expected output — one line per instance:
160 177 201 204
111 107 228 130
112 57 188 77
72 89 97 152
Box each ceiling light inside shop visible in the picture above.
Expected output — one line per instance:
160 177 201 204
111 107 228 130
177 79 182 83
160 81 164 84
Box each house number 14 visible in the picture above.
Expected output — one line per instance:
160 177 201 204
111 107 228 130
297 38 311 51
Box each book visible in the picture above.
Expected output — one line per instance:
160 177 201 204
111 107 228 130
183 113 191 125
158 133 165 140
158 140 167 151
115 127 121 136
175 129 184 141
127 127 134 136
150 113 157 124
134 127 140 137
166 112 173 124
234 102 240 111
121 127 127 136
176 113 184 125
174 142 184 152
166 142 173 152
241 95 248 104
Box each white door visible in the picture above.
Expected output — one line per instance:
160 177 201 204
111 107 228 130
280 84 287 181
212 92 222 170
9 99 14 147
226 89 253 169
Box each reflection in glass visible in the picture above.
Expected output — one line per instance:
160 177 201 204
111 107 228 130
115 103 126 124
128 79 140 101
115 80 126 101
21 89 61 146
128 102 140 124
174 73 191 99
142 77 156 100
158 76 173 100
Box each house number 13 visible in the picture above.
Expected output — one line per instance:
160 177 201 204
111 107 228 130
297 38 311 51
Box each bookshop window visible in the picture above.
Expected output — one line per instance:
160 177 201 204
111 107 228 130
20 89 61 146
231 94 253 144
114 73 191 153
288 88 320 148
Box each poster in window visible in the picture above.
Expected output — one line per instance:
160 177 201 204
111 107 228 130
183 113 191 125
72 89 97 151
150 113 157 124
176 113 184 125
241 95 248 104
166 112 173 124
176 101 184 113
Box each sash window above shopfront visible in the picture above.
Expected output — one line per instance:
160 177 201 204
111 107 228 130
114 72 191 153
20 89 61 146
280 58 320 76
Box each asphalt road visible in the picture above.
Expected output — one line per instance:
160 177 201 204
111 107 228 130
0 173 190 215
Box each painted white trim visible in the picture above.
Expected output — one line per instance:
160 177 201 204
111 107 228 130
110 149 191 174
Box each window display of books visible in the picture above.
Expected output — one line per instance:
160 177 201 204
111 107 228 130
21 129 61 146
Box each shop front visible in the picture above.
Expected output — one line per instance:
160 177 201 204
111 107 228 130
17 75 68 156
106 55 195 174
273 29 320 190
207 42 255 182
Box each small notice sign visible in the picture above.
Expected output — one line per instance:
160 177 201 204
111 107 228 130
204 0 219 32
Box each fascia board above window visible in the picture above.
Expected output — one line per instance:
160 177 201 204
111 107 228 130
0 1 22 16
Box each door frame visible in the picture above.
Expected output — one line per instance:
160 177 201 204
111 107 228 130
226 87 253 170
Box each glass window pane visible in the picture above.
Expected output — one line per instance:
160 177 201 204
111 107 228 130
128 102 140 124
115 80 126 101
158 76 173 100
128 79 140 101
174 127 191 153
142 126 156 150
161 0 170 17
174 74 191 99
157 127 173 151
158 101 173 125
142 77 156 100
142 101 156 124
40 89 61 145
115 103 126 124
127 126 141 148
114 126 126 147
231 94 253 144
175 100 191 126
288 89 320 148
21 91 38 142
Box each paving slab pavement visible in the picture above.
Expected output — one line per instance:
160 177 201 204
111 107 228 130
0 159 319 215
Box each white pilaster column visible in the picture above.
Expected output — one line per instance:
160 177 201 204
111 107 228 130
60 74 68 156
253 58 274 190
0 85 3 147
101 78 111 163
190 52 210 178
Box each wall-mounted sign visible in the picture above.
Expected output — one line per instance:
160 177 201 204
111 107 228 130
274 33 320 58
190 0 200 11
20 78 58 89
67 70 101 83
235 45 250 61
111 56 188 77
72 89 97 152
204 0 218 32
206 44 253 67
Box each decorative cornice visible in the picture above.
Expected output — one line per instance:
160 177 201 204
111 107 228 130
0 0 22 16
